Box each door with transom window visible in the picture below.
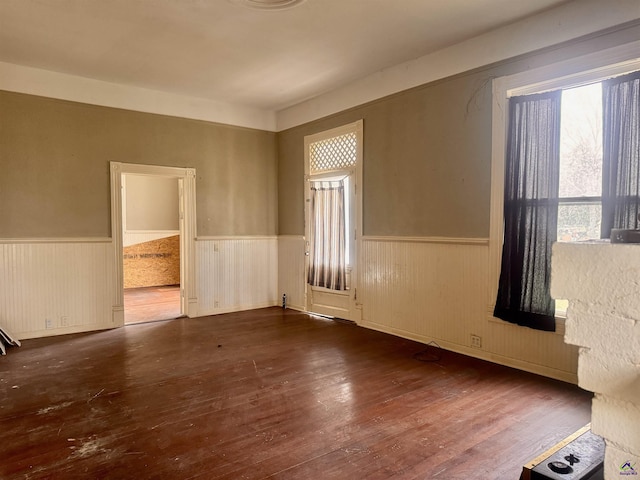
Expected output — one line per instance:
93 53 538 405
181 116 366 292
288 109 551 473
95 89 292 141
304 120 363 322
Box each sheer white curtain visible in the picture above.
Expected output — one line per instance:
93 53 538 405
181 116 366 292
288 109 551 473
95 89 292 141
307 180 346 291
602 70 640 236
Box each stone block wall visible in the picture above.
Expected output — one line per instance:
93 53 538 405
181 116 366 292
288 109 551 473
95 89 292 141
551 242 640 478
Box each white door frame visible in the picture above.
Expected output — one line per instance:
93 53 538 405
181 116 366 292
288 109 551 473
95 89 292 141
304 119 363 322
110 162 197 325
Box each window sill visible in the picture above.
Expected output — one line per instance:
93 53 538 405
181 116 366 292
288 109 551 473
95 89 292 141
487 314 566 336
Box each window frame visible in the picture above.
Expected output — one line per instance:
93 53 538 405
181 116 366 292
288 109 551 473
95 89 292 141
489 41 640 329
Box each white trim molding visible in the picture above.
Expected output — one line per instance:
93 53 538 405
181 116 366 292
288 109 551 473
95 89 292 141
0 61 276 131
361 321 577 384
0 237 112 244
363 236 489 246
277 3 640 130
1 3 636 132
197 235 277 241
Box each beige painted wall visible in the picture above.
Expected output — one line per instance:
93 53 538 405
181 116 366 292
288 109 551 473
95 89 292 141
277 22 640 237
2 23 635 240
0 93 277 238
125 174 179 231
276 22 639 382
276 75 494 237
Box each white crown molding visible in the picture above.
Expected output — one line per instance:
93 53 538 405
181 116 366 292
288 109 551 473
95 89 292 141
0 61 276 131
1 1 637 132
276 0 640 131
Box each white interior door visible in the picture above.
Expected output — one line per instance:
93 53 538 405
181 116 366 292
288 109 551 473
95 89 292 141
304 120 362 322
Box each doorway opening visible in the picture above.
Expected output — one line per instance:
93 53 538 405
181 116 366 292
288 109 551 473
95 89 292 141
304 120 363 322
122 173 181 324
110 162 197 326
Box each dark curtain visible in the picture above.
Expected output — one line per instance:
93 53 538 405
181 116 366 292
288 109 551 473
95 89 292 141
601 70 640 237
494 91 562 332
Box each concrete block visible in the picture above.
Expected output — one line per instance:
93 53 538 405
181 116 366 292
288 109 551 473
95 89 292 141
577 348 640 403
565 307 640 361
604 441 640 479
551 243 640 313
568 299 640 325
592 395 640 456
552 242 640 479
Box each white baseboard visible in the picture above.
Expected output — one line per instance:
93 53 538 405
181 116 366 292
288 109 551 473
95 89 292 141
360 320 578 384
198 301 279 317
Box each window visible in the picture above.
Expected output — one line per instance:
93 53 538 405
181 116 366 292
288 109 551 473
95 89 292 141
489 42 640 331
555 83 603 316
557 83 603 244
309 131 357 173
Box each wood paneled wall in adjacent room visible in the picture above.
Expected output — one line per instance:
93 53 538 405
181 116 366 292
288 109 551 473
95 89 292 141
123 235 180 288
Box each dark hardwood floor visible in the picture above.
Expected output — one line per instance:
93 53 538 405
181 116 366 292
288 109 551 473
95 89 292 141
0 307 591 479
124 285 181 325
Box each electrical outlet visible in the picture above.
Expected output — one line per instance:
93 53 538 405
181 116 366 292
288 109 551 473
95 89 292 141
214 301 219 308
45 318 54 329
60 316 69 327
470 334 482 349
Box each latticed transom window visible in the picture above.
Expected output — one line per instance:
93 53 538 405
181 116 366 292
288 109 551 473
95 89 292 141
309 132 357 173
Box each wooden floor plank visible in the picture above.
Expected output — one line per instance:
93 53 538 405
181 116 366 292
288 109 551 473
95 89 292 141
124 285 181 324
0 307 591 479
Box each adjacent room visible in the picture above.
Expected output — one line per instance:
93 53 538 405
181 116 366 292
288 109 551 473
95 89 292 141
1 1 639 478
121 173 182 324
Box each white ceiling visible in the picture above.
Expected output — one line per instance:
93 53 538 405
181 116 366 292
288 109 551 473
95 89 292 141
0 0 576 113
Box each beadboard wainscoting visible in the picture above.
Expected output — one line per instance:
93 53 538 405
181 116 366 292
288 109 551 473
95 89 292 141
1 235 579 382
359 236 579 383
277 235 306 311
196 237 278 316
0 239 115 340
